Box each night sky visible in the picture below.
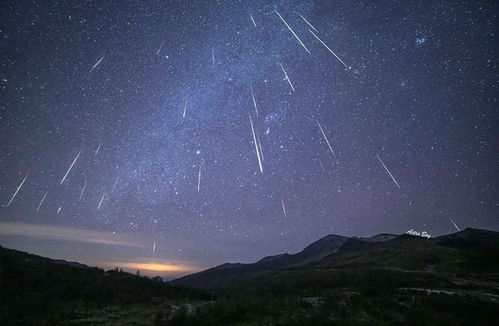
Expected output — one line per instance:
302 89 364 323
0 0 497 278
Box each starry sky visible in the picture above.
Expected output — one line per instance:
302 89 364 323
0 0 497 278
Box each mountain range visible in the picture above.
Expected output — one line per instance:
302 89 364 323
173 228 499 292
2 228 499 325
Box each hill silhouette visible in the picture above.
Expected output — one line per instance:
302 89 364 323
173 228 499 292
1 228 499 325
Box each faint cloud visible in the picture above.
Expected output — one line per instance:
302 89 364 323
0 222 145 248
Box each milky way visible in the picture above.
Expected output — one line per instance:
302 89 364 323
0 0 497 277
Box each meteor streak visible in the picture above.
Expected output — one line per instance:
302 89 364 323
276 10 310 54
279 62 295 92
376 154 401 189
94 143 101 156
89 54 105 72
152 241 156 253
157 42 164 55
317 120 337 160
249 12 256 27
79 181 87 200
6 173 28 207
183 98 188 118
281 197 287 217
36 192 48 212
60 151 81 184
249 115 263 173
112 177 119 193
98 193 106 210
256 134 264 161
197 163 202 192
298 13 318 32
318 159 325 172
308 29 350 69
250 86 259 116
449 217 461 232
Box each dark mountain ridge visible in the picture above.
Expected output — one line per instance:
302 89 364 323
173 228 499 291
2 228 498 325
171 232 393 285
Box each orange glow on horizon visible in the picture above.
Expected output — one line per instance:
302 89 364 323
113 262 199 273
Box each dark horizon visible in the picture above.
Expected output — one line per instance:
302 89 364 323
1 225 495 279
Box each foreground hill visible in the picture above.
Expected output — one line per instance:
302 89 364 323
0 246 206 325
2 228 499 326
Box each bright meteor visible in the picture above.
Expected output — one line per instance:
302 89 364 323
60 151 81 185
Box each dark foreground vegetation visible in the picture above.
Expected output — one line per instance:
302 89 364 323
1 228 499 325
0 247 206 325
